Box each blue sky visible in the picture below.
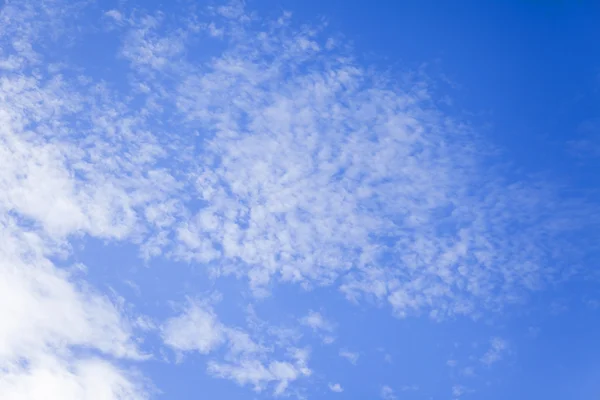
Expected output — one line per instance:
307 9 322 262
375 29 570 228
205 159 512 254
1 0 600 399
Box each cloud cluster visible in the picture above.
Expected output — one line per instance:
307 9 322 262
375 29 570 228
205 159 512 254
0 1 184 398
113 2 598 321
1 0 598 398
162 301 311 395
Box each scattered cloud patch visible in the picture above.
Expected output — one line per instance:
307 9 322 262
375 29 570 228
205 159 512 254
329 383 343 392
381 385 396 400
300 310 334 332
339 349 359 365
452 384 467 398
163 301 311 395
480 337 509 366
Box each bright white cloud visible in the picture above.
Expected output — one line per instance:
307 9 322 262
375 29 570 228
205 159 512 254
162 301 225 354
0 1 184 398
0 357 149 400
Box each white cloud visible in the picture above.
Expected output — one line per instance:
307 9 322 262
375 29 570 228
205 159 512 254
1 0 598 398
339 349 359 365
162 301 226 354
0 90 152 397
208 354 310 396
105 10 124 23
121 14 188 72
300 310 337 345
480 337 509 366
162 302 311 395
322 336 336 345
0 2 185 397
300 310 334 332
381 385 396 400
329 382 343 392
0 357 149 400
207 347 311 396
111 1 599 322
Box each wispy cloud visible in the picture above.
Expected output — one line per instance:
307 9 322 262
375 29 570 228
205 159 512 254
452 384 468 398
381 385 397 400
300 310 336 344
480 337 509 366
339 349 360 365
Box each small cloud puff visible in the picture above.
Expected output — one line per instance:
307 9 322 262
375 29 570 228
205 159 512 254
300 310 334 332
329 383 343 392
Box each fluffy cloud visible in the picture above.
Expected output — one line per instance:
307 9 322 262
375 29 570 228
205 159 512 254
0 1 183 398
329 383 343 392
162 301 311 395
162 301 225 354
0 358 148 400
300 310 334 333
